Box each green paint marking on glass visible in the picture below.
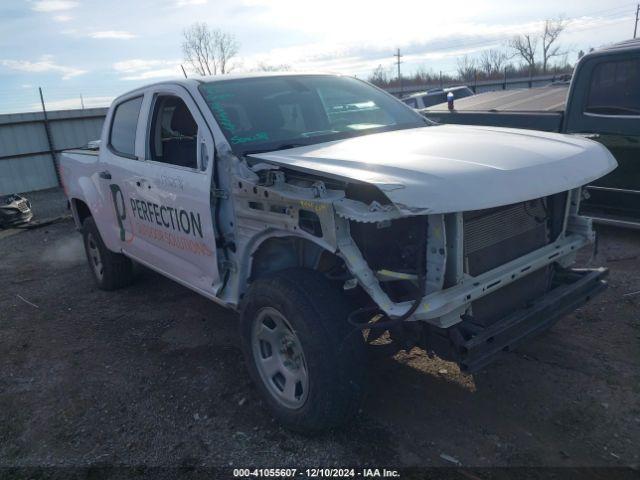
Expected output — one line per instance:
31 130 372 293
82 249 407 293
202 86 238 133
231 132 269 144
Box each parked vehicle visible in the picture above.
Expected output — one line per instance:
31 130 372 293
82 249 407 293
60 73 615 431
0 193 33 227
401 86 474 109
422 39 640 228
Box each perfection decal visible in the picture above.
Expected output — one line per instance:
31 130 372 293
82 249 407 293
129 197 203 238
110 183 212 256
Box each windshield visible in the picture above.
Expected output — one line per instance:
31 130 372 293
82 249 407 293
198 75 426 155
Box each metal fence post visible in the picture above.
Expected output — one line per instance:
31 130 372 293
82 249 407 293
39 87 61 187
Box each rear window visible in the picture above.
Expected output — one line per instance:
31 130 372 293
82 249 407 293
453 87 474 99
403 98 418 108
422 93 447 108
586 58 640 116
109 96 143 157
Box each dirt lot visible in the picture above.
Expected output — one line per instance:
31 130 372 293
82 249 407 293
1 218 639 469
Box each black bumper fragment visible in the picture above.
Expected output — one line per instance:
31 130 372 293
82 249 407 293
453 267 609 373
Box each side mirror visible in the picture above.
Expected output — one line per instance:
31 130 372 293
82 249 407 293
200 140 209 171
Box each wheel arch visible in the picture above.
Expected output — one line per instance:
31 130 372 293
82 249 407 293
69 197 92 228
232 230 345 304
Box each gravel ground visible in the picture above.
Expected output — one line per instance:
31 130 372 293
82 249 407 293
0 219 638 471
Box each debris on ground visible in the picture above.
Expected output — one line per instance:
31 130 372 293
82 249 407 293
16 294 39 309
440 453 461 465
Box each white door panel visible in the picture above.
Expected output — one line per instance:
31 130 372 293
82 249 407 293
121 87 220 294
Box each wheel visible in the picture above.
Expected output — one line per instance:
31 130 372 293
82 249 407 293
240 268 366 432
81 216 133 290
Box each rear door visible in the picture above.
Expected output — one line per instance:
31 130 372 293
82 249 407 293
96 93 146 251
566 52 640 222
123 85 221 295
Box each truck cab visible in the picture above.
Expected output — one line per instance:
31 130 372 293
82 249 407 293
563 40 640 226
60 73 615 432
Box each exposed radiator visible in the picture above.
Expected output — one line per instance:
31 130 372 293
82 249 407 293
464 199 550 277
463 194 567 326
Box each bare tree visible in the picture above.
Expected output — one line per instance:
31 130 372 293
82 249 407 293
256 62 291 72
368 64 389 86
182 23 239 76
541 17 566 74
456 55 477 82
478 49 509 77
508 34 538 76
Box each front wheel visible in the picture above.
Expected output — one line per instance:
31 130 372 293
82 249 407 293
240 268 366 432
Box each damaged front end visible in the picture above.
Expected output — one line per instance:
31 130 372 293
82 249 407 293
0 194 33 228
335 186 608 371
228 159 607 372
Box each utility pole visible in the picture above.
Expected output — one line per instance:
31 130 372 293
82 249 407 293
80 93 85 110
634 3 639 39
394 48 403 95
39 87 61 186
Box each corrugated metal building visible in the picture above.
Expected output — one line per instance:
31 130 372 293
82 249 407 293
0 108 107 194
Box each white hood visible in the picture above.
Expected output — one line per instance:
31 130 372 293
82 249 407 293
250 124 617 214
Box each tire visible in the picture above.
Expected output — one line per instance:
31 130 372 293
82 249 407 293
240 268 366 432
81 216 133 291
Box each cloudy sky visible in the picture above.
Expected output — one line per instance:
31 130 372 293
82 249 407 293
0 0 636 113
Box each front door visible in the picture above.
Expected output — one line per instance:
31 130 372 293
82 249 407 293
123 88 221 295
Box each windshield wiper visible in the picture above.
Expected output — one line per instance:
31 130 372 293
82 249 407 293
243 143 308 156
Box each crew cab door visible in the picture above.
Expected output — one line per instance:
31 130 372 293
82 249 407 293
114 87 220 295
96 93 146 251
566 52 640 223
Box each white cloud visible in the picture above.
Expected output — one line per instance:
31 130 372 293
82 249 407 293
90 31 136 40
0 56 86 80
113 58 183 80
175 0 207 5
30 0 78 12
53 14 73 22
31 95 114 111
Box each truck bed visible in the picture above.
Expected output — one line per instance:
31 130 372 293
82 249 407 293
421 84 569 133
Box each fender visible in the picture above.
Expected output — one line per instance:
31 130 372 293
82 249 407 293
226 228 336 305
65 168 123 254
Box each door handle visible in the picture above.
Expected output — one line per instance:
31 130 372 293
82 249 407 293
98 170 112 180
136 178 151 189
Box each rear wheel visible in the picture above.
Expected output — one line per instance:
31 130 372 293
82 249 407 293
81 216 133 290
240 268 366 432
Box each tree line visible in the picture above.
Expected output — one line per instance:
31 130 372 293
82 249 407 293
181 17 582 88
369 18 579 89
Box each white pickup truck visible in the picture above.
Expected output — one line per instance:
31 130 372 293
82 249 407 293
60 73 616 431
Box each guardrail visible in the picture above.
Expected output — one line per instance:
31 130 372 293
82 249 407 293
384 73 572 97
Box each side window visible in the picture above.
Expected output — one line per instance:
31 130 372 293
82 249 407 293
109 96 143 157
585 59 640 116
422 94 445 109
403 98 418 109
149 96 198 169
